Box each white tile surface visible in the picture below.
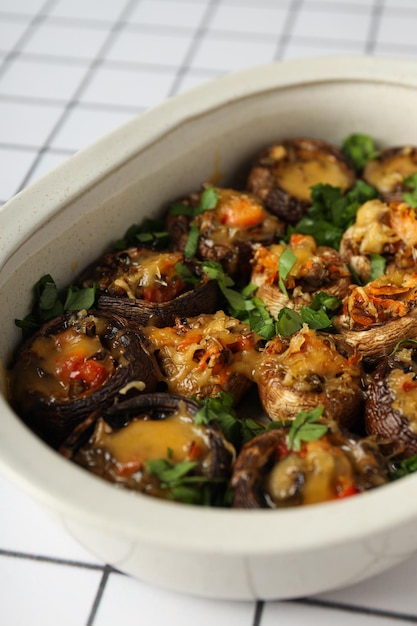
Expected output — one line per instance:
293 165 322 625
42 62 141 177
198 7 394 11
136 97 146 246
377 11 417 47
129 0 209 29
209 4 290 35
20 21 110 60
48 0 129 23
0 0 46 15
49 105 134 151
1 556 102 626
0 100 64 146
105 27 193 67
94 573 256 626
0 473 101 563
80 64 175 108
291 6 373 43
0 57 88 101
190 33 277 71
0 18 31 53
2 1 417 625
262 601 405 626
0 145 38 200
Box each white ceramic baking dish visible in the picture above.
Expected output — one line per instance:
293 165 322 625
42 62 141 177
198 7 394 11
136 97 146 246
2 56 417 600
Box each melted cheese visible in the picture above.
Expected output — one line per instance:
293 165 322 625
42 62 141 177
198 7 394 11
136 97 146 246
274 156 352 201
388 368 417 434
364 149 417 192
111 250 184 300
93 410 210 468
11 326 114 404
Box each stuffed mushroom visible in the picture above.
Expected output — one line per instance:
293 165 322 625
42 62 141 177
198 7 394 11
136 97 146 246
256 325 363 429
231 420 389 508
9 310 159 447
246 138 356 224
166 185 285 281
61 392 235 504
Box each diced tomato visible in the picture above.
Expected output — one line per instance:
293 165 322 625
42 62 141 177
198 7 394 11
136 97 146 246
403 379 417 392
228 335 255 352
115 458 142 477
77 360 108 388
57 353 108 390
187 441 203 461
219 197 265 228
336 483 359 499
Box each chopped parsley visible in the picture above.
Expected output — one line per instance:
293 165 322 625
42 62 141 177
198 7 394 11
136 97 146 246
169 186 219 218
114 218 169 250
341 133 379 171
278 248 296 297
369 253 386 282
390 454 417 480
403 173 417 208
291 180 379 250
195 392 265 449
15 274 96 338
287 407 328 451
145 456 227 505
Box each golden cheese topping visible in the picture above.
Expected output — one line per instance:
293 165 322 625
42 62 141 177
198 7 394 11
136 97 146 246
110 249 186 302
143 311 258 396
258 326 360 389
273 151 353 201
387 368 417 434
264 437 358 506
92 408 211 473
345 199 417 257
252 236 317 287
344 271 417 328
11 326 115 404
364 148 417 193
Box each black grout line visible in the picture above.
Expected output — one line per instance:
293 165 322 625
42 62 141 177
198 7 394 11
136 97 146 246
166 0 227 98
0 547 106 571
297 597 417 623
85 565 114 626
274 0 304 60
0 91 145 115
0 0 57 79
253 600 264 626
364 0 385 54
14 0 141 196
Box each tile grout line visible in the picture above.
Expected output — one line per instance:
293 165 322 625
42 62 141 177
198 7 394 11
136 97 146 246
0 0 57 80
85 565 114 626
13 0 141 196
297 597 417 623
0 547 106 572
364 0 385 54
274 0 304 60
166 0 223 98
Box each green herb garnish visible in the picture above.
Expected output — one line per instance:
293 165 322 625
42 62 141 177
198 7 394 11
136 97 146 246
145 456 228 505
300 292 341 330
403 173 417 208
275 307 303 336
287 407 327 451
341 133 379 171
368 253 386 282
15 274 96 338
292 180 379 250
390 454 417 480
278 248 297 297
169 186 219 218
390 338 417 356
114 218 169 250
184 223 200 259
195 392 265 448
